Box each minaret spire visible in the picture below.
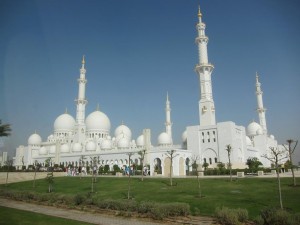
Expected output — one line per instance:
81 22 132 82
165 92 173 144
255 72 267 134
195 5 216 126
75 56 88 142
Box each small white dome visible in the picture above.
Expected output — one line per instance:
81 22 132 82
118 137 130 149
136 135 145 147
72 143 82 152
115 124 132 140
158 132 171 146
48 134 54 140
86 141 96 151
86 110 111 133
49 145 56 154
270 135 275 140
181 130 187 142
28 133 42 145
60 144 69 153
54 113 75 132
39 146 47 155
246 122 262 137
246 136 252 146
101 139 112 150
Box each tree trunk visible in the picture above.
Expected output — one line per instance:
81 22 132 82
5 171 9 186
276 166 283 209
33 170 37 188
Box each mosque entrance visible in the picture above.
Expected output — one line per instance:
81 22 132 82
185 158 190 175
154 158 162 174
164 157 171 177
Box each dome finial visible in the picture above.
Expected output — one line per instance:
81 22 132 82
65 108 68 114
167 91 169 101
82 55 85 65
256 72 259 83
96 103 100 111
198 5 202 18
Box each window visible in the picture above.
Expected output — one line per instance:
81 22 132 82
215 158 217 163
204 158 207 163
209 158 212 165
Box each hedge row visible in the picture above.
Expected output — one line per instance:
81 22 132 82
0 189 190 220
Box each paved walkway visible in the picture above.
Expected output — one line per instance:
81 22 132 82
0 198 215 225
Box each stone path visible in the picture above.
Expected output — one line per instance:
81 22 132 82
0 198 215 225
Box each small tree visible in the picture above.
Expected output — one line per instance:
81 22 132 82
283 139 298 186
126 152 135 199
90 156 100 193
33 160 41 188
191 155 202 198
202 162 209 171
246 157 263 173
138 149 146 181
165 150 179 186
262 147 287 209
4 157 13 186
45 157 54 193
225 144 232 181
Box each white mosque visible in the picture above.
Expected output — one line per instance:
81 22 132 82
14 6 279 176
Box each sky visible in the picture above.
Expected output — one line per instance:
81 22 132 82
0 0 300 163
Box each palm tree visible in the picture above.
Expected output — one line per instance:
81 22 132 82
225 144 232 182
0 120 11 137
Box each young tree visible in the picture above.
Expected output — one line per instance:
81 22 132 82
138 149 146 181
246 157 263 173
90 156 100 193
191 155 202 198
33 160 41 188
4 157 13 186
225 144 233 181
126 152 135 199
202 162 209 171
262 147 287 209
165 150 179 186
45 157 54 193
283 139 298 186
0 120 11 137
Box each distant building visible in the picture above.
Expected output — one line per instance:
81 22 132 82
0 151 8 166
14 6 281 175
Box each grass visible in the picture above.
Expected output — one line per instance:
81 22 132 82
0 206 93 225
1 175 300 219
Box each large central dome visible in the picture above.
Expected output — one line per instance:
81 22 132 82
86 110 111 133
54 113 75 132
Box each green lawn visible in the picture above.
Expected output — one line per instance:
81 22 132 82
1 176 300 218
0 206 93 225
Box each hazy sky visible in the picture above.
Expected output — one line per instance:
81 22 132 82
1 0 300 162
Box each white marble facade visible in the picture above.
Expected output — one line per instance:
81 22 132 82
14 6 280 175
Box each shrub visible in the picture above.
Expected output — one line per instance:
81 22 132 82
73 194 86 205
235 208 248 222
260 207 300 225
215 207 248 225
215 207 240 225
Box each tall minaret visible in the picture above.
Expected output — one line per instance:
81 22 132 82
195 5 216 126
255 73 267 134
75 56 88 142
165 92 173 143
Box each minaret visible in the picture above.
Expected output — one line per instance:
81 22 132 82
75 56 88 142
165 92 173 143
195 5 216 126
255 73 267 134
